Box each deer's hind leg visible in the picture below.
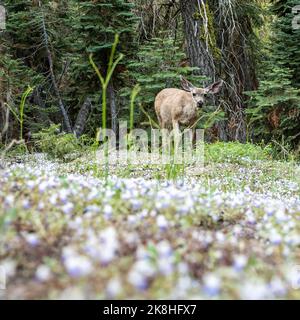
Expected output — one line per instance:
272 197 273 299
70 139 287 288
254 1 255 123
161 120 169 153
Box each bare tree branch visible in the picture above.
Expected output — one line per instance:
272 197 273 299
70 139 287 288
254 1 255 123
39 1 73 134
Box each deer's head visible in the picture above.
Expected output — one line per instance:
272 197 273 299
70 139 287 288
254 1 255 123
180 76 223 108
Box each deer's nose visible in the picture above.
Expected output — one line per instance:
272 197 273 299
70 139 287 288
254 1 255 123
197 101 204 108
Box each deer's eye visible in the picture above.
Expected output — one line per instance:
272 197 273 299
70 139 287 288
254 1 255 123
192 93 197 97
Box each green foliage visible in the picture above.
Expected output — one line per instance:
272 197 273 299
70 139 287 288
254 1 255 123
0 1 64 138
1 0 137 139
246 0 300 149
0 208 18 234
90 34 126 181
246 65 300 142
205 142 273 164
1 0 299 150
32 124 91 161
164 163 185 180
120 36 203 126
129 84 141 132
65 0 138 134
19 86 34 141
272 0 300 88
198 105 226 130
2 142 28 158
89 34 124 133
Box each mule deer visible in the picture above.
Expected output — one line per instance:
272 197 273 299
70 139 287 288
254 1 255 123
155 76 223 133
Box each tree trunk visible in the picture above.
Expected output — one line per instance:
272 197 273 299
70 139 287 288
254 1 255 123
214 3 258 143
73 98 92 138
179 0 256 143
108 80 117 134
179 0 216 84
32 86 50 126
40 2 73 134
180 0 227 141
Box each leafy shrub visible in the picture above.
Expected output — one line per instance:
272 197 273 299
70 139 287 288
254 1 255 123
1 142 28 159
32 124 92 161
205 142 273 164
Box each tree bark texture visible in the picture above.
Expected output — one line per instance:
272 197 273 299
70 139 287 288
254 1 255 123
108 80 118 134
73 97 92 138
179 0 216 84
180 0 258 142
40 3 73 134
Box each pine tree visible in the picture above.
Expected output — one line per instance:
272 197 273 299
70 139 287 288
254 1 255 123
247 0 300 149
0 0 138 139
65 0 138 134
272 0 300 87
0 0 45 140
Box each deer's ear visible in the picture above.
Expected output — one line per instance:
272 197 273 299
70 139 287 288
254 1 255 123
206 80 223 94
180 76 195 92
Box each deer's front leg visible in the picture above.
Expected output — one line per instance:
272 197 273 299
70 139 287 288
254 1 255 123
161 121 170 159
172 120 180 135
192 127 197 148
172 120 181 159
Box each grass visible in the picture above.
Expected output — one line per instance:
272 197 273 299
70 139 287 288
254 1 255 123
1 142 300 299
205 141 273 164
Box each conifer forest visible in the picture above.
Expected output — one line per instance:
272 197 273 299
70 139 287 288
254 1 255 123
1 0 300 301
